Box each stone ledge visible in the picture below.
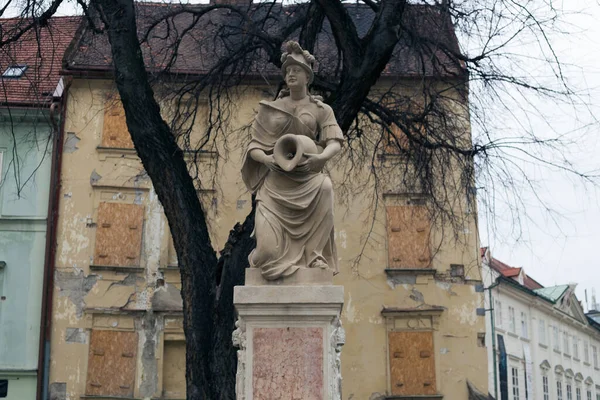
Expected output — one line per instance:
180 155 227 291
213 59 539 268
385 268 436 276
89 264 144 272
234 285 344 305
381 306 445 318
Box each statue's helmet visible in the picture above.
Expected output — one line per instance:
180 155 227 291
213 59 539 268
281 41 315 84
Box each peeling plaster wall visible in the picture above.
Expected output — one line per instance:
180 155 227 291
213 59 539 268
49 79 487 400
49 79 255 400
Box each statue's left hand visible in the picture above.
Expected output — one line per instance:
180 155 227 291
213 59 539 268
300 153 327 172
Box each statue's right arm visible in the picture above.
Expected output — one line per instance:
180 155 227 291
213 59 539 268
250 148 268 164
250 148 278 170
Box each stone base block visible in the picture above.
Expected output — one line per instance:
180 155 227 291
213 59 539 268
233 285 344 400
244 268 334 286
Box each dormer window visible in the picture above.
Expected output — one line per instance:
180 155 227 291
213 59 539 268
2 65 27 78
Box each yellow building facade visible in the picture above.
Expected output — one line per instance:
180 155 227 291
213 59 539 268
47 72 488 399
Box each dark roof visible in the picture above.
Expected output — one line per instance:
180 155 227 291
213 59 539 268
0 16 82 106
587 311 600 332
63 2 464 79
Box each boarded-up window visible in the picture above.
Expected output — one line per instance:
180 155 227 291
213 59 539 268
102 98 134 148
389 331 436 395
94 202 144 266
386 204 431 268
163 340 186 398
86 330 138 397
383 124 410 154
382 121 427 155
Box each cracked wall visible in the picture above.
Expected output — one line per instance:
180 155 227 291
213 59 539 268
49 80 251 400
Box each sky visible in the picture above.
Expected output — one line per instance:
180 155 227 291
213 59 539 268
473 0 600 310
10 0 600 309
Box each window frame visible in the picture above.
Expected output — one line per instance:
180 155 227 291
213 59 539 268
512 367 520 400
554 326 561 352
509 306 516 333
496 300 503 328
539 319 547 345
584 340 590 363
520 311 528 338
567 382 573 400
558 380 564 400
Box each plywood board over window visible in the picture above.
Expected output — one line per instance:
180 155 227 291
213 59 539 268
102 97 134 148
94 202 144 267
389 331 436 396
86 330 138 397
162 340 186 399
386 203 431 269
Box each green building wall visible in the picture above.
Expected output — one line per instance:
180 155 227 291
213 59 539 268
0 110 53 400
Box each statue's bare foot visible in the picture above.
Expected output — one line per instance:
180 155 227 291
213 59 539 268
310 259 328 269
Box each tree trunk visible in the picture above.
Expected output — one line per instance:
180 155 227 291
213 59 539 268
211 202 255 399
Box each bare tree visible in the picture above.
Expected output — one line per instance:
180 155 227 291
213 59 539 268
2 0 598 398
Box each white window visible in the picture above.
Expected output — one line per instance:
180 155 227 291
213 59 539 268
595 393 599 400
574 336 579 359
543 375 550 400
2 65 27 78
577 388 582 400
495 300 503 328
521 312 528 338
564 332 570 355
512 367 520 400
584 341 590 363
593 345 598 368
567 383 573 400
554 326 561 351
509 307 516 333
558 381 563 400
539 319 547 344
587 390 592 400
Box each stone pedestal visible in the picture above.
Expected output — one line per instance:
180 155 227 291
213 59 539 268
233 269 345 400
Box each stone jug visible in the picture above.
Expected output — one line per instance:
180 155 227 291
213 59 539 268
273 133 319 172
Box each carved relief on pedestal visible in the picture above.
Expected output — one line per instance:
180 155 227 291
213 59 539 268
232 318 247 400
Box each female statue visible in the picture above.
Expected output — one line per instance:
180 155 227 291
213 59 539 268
241 41 344 280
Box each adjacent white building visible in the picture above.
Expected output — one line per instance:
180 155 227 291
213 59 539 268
482 248 600 400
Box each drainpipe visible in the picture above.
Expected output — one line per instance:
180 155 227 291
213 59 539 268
487 280 500 400
36 82 70 400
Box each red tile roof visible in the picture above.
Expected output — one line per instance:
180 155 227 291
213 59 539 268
484 251 544 290
502 267 521 278
0 16 82 107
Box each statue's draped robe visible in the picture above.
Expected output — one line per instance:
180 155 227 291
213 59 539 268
242 98 344 280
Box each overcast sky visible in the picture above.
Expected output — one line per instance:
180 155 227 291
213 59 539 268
17 0 600 309
474 0 600 310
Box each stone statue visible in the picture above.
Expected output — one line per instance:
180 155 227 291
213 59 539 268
241 41 344 280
